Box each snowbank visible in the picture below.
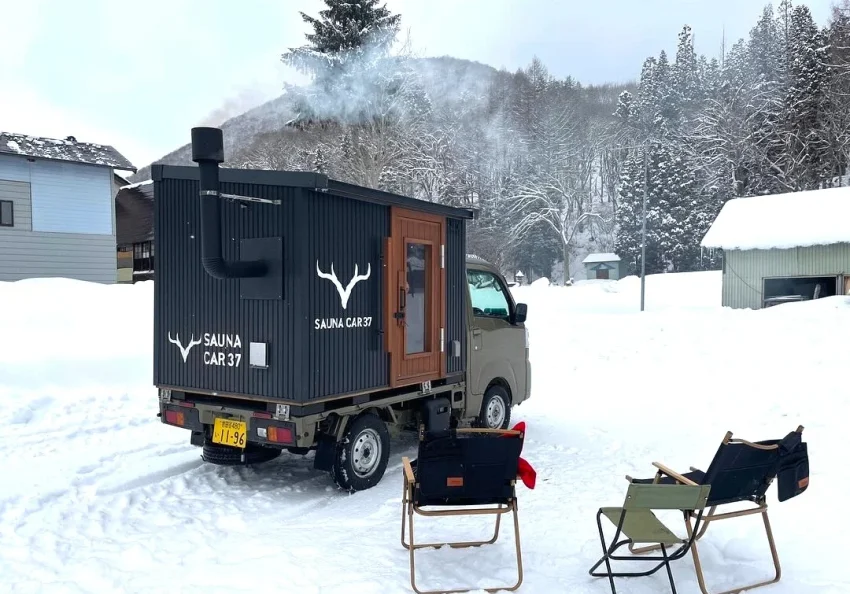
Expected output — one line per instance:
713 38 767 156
513 270 722 314
0 272 846 593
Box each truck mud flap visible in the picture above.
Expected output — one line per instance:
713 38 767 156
313 433 337 472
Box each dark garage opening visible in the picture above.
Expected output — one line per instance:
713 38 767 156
763 276 838 307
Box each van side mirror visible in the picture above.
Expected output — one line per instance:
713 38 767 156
514 302 528 324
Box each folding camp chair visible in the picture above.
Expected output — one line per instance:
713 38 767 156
589 482 712 593
624 425 809 594
400 418 532 594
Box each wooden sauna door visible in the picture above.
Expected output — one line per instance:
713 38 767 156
386 207 446 387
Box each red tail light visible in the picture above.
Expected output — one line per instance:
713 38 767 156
268 426 293 444
165 410 185 426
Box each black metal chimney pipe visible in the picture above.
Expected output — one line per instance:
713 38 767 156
191 127 266 279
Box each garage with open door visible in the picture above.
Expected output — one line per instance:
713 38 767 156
700 187 850 310
762 275 840 307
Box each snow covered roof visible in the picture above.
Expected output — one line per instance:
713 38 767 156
0 132 136 172
701 186 850 251
582 252 621 264
120 179 152 190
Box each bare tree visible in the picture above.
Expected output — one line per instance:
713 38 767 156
507 171 611 284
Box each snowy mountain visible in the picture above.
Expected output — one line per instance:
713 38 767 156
129 56 501 183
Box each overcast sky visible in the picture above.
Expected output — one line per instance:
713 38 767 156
0 0 834 171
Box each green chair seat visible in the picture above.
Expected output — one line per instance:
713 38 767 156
600 507 682 545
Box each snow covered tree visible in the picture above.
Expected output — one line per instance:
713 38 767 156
225 0 850 281
673 25 700 121
282 0 401 79
615 151 652 276
280 0 404 127
783 4 831 190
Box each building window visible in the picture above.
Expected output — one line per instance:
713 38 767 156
133 240 154 274
0 200 13 227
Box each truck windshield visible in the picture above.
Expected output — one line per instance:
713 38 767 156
467 270 511 319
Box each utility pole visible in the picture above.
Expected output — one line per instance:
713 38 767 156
640 142 648 312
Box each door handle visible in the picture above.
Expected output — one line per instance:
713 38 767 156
395 286 406 324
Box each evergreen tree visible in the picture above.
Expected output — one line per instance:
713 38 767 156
616 149 662 276
784 5 831 189
614 90 633 124
673 25 700 120
280 0 403 125
747 5 783 87
282 0 401 78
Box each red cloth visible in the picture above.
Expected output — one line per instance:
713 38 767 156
501 421 537 489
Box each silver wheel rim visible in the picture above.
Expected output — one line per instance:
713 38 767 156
486 395 506 428
352 428 382 477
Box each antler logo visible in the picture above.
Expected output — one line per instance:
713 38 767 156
167 332 203 362
316 260 371 310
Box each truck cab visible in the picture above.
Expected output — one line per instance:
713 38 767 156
464 255 531 430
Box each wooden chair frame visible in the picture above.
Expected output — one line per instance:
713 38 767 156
400 427 524 594
623 426 804 594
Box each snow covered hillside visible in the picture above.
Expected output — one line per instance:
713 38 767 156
1 272 846 593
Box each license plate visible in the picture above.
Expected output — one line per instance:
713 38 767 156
212 418 247 448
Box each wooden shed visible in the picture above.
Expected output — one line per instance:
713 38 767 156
582 253 624 280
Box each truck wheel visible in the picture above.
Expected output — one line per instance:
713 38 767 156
331 413 390 492
475 384 511 430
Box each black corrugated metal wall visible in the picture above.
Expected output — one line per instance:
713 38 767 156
154 178 298 400
303 190 388 400
154 172 468 403
446 217 467 375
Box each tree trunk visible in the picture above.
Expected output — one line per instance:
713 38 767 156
562 240 571 285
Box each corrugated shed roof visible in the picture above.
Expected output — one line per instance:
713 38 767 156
582 252 621 263
701 186 850 250
116 181 153 246
0 132 136 172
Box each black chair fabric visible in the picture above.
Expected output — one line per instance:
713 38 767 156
412 430 523 507
632 431 808 506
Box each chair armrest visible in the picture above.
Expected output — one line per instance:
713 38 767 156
402 456 415 484
652 462 699 486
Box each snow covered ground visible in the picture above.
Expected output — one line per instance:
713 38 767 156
0 272 846 593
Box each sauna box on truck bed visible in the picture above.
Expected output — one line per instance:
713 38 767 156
154 127 531 491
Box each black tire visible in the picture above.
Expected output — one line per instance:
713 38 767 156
331 413 390 492
202 441 282 466
475 384 511 430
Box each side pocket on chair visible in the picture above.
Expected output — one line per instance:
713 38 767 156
777 442 809 502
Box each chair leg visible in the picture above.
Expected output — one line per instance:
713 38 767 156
685 506 781 594
660 543 678 594
403 505 506 551
401 478 411 549
407 499 523 594
588 510 679 594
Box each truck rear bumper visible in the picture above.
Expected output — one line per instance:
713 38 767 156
158 397 310 449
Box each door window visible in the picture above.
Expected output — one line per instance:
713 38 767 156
467 270 511 319
406 242 429 354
